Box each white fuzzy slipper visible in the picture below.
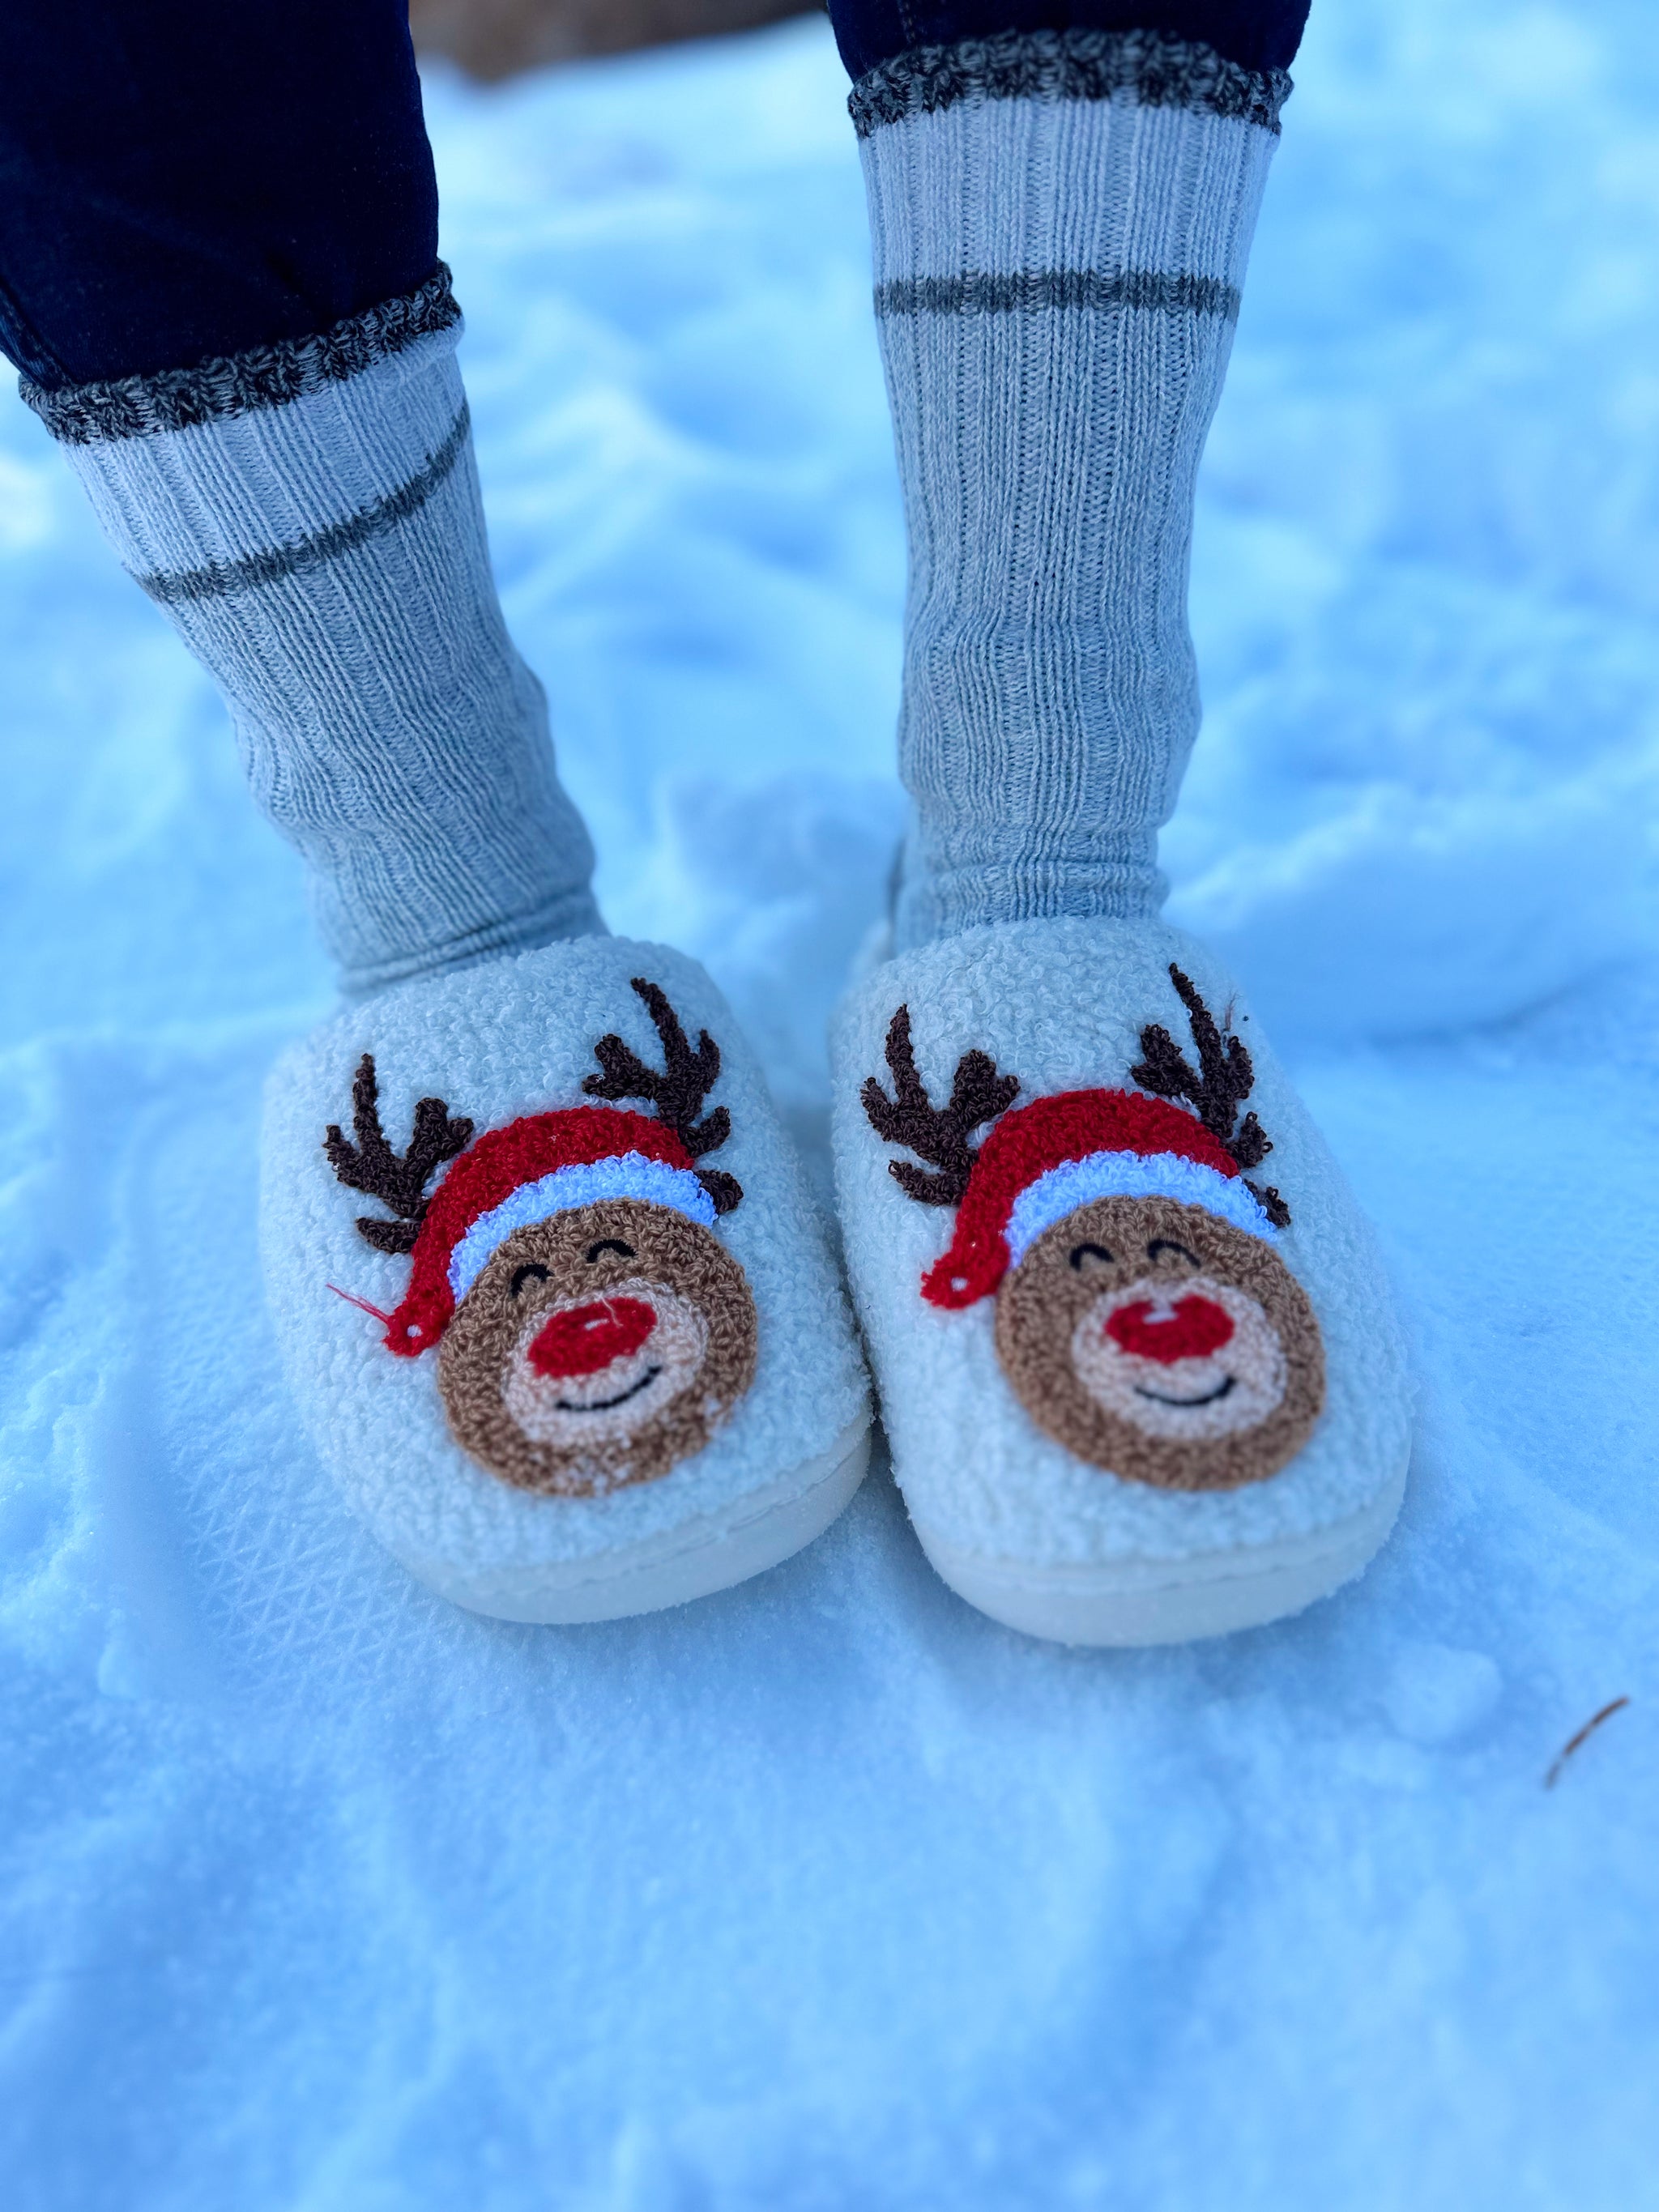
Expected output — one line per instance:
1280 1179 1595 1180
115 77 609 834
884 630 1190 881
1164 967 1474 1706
830 918 1412 1646
262 938 871 1622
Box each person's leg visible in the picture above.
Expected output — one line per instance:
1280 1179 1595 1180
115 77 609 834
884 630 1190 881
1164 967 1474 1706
826 5 1414 1647
0 4 874 1614
0 0 600 995
824 1 1308 948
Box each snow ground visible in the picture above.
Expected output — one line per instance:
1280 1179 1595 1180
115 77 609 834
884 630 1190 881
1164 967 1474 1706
5 2 1659 2202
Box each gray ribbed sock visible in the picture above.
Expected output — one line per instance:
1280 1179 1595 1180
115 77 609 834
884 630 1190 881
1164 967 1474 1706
852 31 1286 950
26 268 602 996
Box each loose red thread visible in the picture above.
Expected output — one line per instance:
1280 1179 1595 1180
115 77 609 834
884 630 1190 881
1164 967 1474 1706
327 1282 395 1326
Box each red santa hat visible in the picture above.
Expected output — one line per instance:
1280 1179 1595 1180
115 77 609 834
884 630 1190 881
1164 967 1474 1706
922 1089 1279 1311
384 1105 717 1357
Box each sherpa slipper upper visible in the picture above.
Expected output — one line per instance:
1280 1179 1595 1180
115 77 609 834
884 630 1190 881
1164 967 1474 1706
831 917 1412 1646
263 936 871 1622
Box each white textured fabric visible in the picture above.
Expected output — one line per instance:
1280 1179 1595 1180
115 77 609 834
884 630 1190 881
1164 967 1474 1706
859 81 1277 945
58 318 600 993
449 1156 717 1303
1005 1149 1277 1266
262 936 869 1593
831 916 1413 1567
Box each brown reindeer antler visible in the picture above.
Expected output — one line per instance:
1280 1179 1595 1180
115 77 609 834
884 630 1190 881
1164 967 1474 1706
324 1054 474 1255
861 1004 1019 1207
1131 965 1290 1228
582 978 742 1213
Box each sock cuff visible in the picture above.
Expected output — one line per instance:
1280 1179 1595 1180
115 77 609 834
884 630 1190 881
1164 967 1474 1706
858 49 1277 296
19 263 460 448
848 27 1290 140
58 304 471 606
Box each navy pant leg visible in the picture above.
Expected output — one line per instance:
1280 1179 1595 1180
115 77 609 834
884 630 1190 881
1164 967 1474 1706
0 0 437 388
825 0 1311 79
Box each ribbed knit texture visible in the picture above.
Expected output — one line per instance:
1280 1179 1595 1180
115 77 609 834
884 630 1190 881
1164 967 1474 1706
858 34 1278 948
53 292 602 994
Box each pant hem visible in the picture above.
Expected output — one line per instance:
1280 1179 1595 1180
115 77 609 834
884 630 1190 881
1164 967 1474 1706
22 264 459 445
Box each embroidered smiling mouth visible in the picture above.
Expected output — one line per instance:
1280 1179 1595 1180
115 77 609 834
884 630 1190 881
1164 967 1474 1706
1133 1374 1237 1409
553 1365 663 1414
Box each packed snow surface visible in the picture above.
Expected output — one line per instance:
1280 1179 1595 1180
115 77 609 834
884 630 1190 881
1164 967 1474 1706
5 2 1659 2202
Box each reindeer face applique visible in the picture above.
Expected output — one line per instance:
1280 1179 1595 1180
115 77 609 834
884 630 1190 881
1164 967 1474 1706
861 970 1325 1492
323 981 758 1498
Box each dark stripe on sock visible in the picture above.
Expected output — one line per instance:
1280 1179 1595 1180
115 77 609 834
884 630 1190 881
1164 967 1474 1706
876 268 1240 322
22 266 460 447
849 27 1289 138
134 403 471 606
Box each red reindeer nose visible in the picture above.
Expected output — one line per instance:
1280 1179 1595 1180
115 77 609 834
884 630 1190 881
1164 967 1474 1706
1107 1294 1235 1366
528 1296 657 1380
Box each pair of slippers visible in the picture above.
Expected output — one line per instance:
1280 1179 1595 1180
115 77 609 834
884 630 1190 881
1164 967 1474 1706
263 921 1412 1645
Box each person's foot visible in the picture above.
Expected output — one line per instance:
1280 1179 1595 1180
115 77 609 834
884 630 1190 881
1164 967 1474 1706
831 918 1411 1645
263 937 871 1621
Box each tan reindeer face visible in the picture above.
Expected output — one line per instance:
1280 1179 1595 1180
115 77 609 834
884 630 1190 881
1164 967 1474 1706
860 965 1328 1495
437 1200 758 1498
995 1196 1324 1490
325 977 757 1501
